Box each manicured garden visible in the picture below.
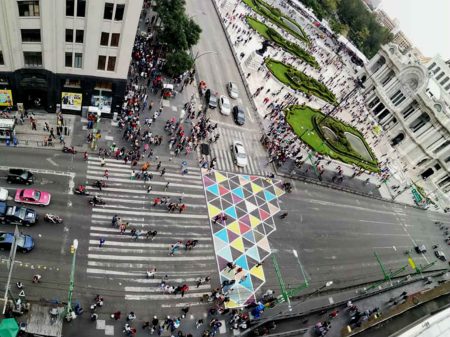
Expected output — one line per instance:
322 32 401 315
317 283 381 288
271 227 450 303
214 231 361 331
265 59 336 105
285 105 380 172
243 0 310 44
246 16 319 69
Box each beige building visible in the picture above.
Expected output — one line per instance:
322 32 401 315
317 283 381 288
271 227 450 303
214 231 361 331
0 0 143 114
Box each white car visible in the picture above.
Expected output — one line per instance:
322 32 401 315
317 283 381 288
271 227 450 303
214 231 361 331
227 82 239 99
231 141 248 167
0 188 8 201
219 95 231 115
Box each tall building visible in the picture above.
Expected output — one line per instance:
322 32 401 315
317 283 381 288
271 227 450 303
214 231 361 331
362 0 382 11
0 0 143 115
374 9 399 32
358 44 450 197
374 9 413 54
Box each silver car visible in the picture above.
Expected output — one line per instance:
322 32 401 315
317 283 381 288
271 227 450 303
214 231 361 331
219 95 231 115
227 82 239 99
231 141 248 167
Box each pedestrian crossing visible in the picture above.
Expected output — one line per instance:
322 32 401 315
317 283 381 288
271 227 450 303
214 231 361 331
203 124 273 177
85 156 217 307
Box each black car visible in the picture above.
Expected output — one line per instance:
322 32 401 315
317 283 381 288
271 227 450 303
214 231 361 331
232 105 246 125
7 169 34 185
0 202 37 226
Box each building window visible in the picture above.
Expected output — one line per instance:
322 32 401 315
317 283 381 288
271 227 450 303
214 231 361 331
436 72 445 81
21 29 41 42
65 29 74 43
433 140 450 155
95 81 113 90
110 33 120 47
98 55 106 70
65 52 73 67
66 0 75 16
0 51 4 66
115 4 125 20
76 0 86 17
104 3 114 20
24 51 42 67
107 56 116 71
75 30 84 43
100 32 109 46
74 53 82 68
18 1 40 16
64 79 81 88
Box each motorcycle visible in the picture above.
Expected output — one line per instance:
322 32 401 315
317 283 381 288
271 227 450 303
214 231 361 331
62 146 77 154
44 213 63 224
282 182 292 193
92 180 107 189
74 185 90 195
89 197 105 206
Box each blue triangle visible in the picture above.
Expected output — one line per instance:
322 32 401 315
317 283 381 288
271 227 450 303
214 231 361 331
215 228 229 243
246 245 260 261
232 186 244 199
235 254 250 271
207 184 220 197
239 273 253 290
243 231 255 243
225 205 237 219
264 190 276 202
242 175 250 181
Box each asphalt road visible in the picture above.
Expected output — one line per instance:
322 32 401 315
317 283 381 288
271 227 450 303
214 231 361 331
185 0 271 177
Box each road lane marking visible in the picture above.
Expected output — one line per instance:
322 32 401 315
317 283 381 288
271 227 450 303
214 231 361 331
91 207 208 219
86 175 204 189
46 158 58 167
88 254 215 261
124 284 210 292
86 187 205 199
359 220 399 225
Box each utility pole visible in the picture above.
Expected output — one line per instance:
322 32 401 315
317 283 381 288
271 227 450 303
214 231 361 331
2 226 20 314
65 239 79 322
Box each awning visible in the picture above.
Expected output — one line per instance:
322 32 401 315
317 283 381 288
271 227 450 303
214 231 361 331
0 318 19 337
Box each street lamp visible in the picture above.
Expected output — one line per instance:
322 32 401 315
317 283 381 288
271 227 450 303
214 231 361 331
193 50 217 62
2 226 20 314
65 239 78 322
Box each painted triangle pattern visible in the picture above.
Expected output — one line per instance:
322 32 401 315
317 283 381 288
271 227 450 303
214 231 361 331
202 169 285 308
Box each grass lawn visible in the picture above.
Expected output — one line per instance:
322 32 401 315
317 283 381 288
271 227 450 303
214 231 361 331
243 0 310 44
246 16 319 68
266 59 336 105
285 105 380 172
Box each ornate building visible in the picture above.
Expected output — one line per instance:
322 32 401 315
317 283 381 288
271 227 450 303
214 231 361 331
358 44 450 196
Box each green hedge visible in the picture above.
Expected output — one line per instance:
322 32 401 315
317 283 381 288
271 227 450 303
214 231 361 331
265 59 336 105
246 17 319 69
285 105 380 172
243 0 310 44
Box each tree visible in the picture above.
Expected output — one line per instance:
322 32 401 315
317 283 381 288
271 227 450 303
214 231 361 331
183 16 202 48
164 50 194 77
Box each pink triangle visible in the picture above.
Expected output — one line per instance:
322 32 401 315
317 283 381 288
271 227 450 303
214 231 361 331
259 209 271 221
203 175 216 187
227 229 239 242
232 194 243 204
219 185 230 196
239 214 250 226
239 222 251 234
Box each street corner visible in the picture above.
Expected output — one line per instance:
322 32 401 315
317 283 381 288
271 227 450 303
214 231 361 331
201 169 286 307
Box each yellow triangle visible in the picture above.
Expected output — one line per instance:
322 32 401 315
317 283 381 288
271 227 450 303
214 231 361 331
227 221 240 235
208 204 222 218
214 171 228 183
230 237 244 252
274 185 284 197
224 298 240 309
250 214 261 228
250 265 265 281
251 183 263 194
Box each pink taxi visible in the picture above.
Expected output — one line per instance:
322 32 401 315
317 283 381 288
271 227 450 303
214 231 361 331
15 188 51 206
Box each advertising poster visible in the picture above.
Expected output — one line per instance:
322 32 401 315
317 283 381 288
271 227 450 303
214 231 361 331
0 90 13 106
91 95 112 114
61 92 82 111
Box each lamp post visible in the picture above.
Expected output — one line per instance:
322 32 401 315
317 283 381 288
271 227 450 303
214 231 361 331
65 239 78 321
2 226 20 314
193 50 217 62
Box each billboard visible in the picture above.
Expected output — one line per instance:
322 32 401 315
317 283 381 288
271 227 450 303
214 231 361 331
61 92 82 111
0 90 13 106
91 95 112 114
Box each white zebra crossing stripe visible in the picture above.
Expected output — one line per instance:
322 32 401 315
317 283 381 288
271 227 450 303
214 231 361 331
125 293 206 300
88 254 215 261
124 285 210 292
86 175 204 189
89 233 212 240
88 239 213 248
87 261 215 271
91 207 208 219
85 186 205 199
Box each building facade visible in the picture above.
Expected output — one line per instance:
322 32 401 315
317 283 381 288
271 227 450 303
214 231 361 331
0 0 143 115
374 9 413 54
358 44 450 196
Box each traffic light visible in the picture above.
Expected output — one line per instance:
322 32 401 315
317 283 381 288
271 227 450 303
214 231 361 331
70 244 75 254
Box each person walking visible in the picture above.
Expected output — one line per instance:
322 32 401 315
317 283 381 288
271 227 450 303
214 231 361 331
147 185 152 194
164 182 170 191
99 238 105 247
103 169 109 180
280 212 288 219
160 168 166 176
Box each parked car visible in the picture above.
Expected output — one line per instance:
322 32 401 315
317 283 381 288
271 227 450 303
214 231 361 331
230 140 248 167
0 188 8 202
7 169 33 185
0 202 38 226
232 105 246 125
205 89 218 109
15 189 51 206
227 81 239 99
0 232 35 253
219 95 231 115
415 244 427 254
